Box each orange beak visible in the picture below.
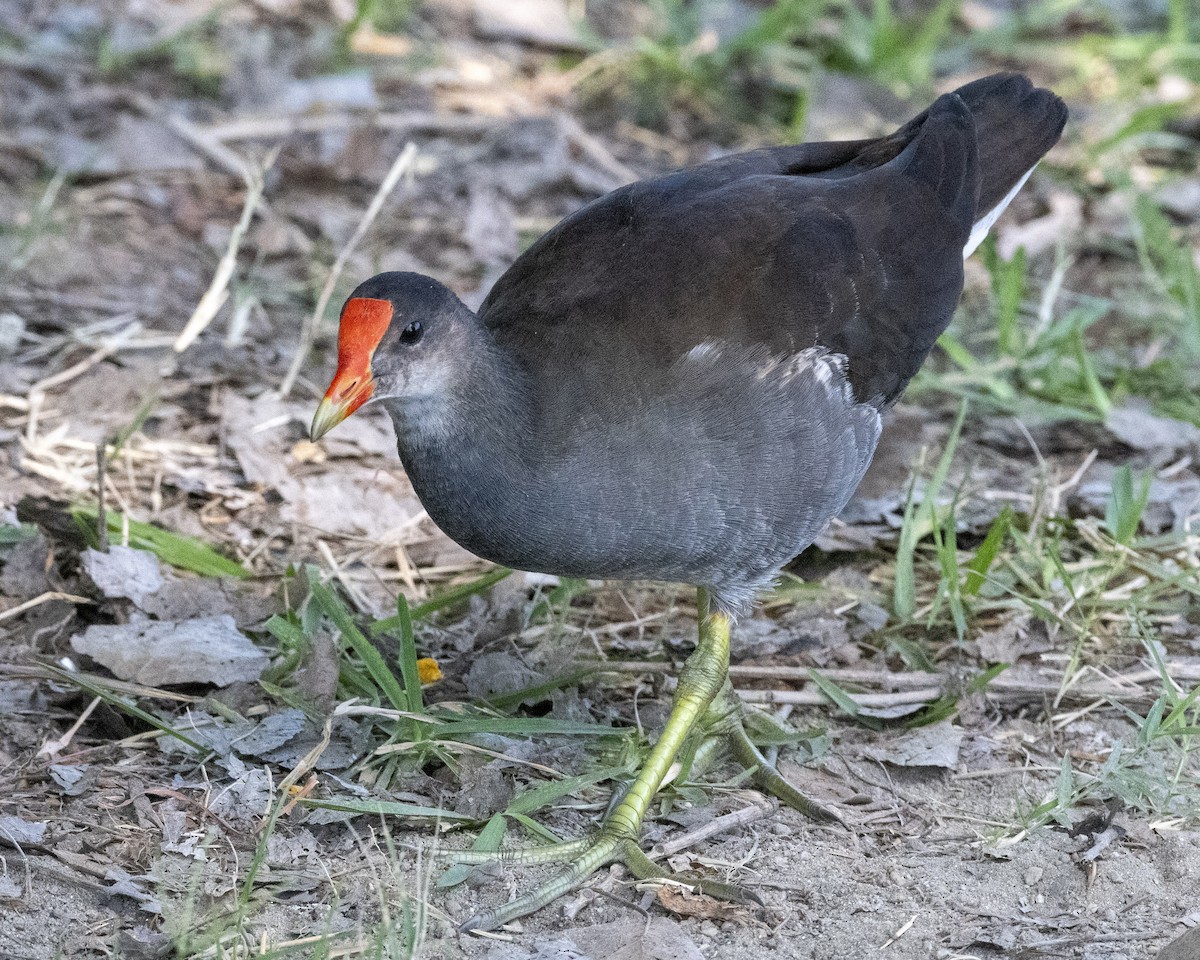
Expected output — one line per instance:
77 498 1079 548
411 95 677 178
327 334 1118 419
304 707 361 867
310 297 394 441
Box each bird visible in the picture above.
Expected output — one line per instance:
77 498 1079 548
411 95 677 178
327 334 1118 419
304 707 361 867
310 72 1067 931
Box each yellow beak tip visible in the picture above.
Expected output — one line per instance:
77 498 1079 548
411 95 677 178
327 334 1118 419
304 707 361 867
310 399 347 442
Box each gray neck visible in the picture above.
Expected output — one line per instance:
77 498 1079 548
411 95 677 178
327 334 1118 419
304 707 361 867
380 334 537 555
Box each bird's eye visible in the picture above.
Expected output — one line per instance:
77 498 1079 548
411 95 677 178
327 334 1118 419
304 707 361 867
399 321 424 345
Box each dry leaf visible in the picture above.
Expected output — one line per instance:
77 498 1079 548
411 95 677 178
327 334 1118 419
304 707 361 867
71 616 268 686
657 884 750 923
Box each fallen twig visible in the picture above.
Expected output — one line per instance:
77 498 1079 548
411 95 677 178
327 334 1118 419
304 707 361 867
590 659 1200 709
37 696 100 759
739 687 941 708
655 794 777 857
129 92 253 180
0 592 94 623
202 111 495 143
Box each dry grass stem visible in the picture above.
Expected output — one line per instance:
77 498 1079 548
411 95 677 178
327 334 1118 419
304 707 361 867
740 687 941 707
203 111 495 143
174 151 277 353
0 591 94 622
130 92 254 180
656 794 777 857
37 695 100 758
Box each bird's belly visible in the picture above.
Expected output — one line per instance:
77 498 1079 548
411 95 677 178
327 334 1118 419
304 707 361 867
410 432 858 592
400 343 881 597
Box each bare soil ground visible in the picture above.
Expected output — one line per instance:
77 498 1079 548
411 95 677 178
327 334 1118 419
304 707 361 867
2 1 1199 959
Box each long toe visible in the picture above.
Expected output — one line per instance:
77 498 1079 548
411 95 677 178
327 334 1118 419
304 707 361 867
703 680 845 824
459 833 625 932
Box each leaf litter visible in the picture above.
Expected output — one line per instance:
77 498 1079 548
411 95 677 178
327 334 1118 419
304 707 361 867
2 0 1200 957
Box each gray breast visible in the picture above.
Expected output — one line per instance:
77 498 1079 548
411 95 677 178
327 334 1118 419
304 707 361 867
392 341 881 617
508 341 882 613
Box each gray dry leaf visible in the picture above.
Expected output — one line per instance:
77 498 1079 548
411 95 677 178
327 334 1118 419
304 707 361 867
232 708 308 757
465 186 519 266
465 651 543 698
473 0 585 50
975 614 1052 664
223 392 425 540
0 533 52 598
82 546 165 607
280 71 377 113
208 766 273 827
0 814 47 847
49 763 90 795
71 616 268 686
865 720 964 770
83 545 275 627
104 867 163 913
570 918 705 960
1105 404 1200 452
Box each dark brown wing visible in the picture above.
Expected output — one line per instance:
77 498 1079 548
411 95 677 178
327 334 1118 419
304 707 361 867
479 74 1066 407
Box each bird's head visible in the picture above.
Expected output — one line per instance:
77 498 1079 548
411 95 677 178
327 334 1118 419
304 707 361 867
310 272 471 440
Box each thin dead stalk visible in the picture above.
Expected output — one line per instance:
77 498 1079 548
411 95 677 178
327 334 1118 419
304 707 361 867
592 659 1200 709
37 696 100 759
203 111 493 143
655 794 777 857
174 149 277 353
279 141 419 398
0 592 93 623
739 688 941 708
95 443 109 551
130 92 254 180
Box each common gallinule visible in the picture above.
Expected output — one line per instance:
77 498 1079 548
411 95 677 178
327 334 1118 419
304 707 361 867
311 72 1067 929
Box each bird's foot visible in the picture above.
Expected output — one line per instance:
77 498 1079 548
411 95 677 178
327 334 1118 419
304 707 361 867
449 815 757 932
698 679 844 825
450 601 736 932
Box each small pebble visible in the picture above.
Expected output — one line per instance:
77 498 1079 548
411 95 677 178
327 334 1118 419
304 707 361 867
700 920 720 938
1023 866 1044 885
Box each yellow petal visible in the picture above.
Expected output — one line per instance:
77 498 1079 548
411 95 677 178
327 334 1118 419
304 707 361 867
417 657 443 685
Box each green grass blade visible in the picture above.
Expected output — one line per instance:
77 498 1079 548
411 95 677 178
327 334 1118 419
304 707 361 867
0 523 39 546
505 764 629 816
370 567 513 635
507 812 564 844
964 506 1013 596
308 572 408 711
806 669 862 717
298 797 473 821
428 717 624 738
894 399 967 620
72 506 248 578
437 813 507 888
485 667 599 711
46 666 204 751
1105 465 1153 545
390 595 424 715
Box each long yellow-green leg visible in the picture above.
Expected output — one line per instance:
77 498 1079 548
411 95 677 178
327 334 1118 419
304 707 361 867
457 590 732 932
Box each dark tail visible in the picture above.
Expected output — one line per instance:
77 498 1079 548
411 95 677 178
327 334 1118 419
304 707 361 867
949 72 1068 218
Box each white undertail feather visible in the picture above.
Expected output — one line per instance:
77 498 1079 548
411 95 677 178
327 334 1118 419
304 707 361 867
964 164 1037 259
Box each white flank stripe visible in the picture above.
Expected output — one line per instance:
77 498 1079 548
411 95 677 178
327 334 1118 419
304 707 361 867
964 164 1037 258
